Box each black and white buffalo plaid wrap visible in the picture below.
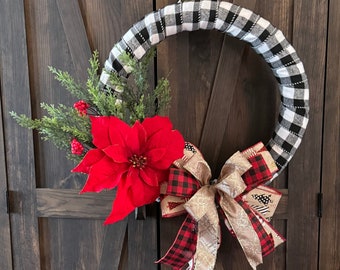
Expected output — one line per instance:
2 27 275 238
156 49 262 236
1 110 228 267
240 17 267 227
100 0 309 178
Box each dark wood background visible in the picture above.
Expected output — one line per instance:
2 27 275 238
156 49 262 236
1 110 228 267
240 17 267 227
0 0 338 269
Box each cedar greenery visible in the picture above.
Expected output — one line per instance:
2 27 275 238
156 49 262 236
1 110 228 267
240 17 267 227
10 49 171 162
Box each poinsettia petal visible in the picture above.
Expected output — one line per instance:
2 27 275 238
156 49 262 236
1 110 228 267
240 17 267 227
104 145 129 163
71 149 105 173
103 166 162 224
123 167 137 191
126 121 147 155
162 130 185 161
108 116 131 147
104 176 136 224
90 116 112 149
80 156 128 193
142 116 172 137
139 167 159 187
146 129 184 169
145 147 167 164
128 173 160 206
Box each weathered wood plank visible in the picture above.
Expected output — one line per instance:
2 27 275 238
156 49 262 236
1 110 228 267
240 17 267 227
287 0 328 269
128 205 159 270
0 66 13 270
198 0 279 176
156 1 191 263
98 219 128 270
36 188 116 218
25 0 79 185
78 0 116 64
0 0 41 269
319 0 340 268
56 0 92 81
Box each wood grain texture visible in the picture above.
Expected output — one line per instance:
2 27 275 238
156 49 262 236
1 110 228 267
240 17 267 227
319 0 340 268
127 205 159 270
56 0 92 81
99 220 128 270
36 188 116 218
77 0 123 63
0 0 41 269
0 51 13 270
286 0 328 269
25 0 80 187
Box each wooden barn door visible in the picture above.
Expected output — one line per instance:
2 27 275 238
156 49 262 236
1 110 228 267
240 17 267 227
0 0 338 269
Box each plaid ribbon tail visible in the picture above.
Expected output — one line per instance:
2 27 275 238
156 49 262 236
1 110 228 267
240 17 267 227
235 197 275 257
156 215 197 269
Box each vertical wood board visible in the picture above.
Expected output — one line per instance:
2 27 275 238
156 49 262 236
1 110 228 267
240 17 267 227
0 0 41 269
287 0 328 269
319 0 340 269
0 52 13 270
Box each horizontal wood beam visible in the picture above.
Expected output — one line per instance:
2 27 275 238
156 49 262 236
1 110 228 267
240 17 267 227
36 188 116 219
36 188 288 219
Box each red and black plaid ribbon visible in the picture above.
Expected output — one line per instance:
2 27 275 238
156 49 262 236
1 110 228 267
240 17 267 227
158 168 200 268
242 155 272 192
156 215 197 269
167 167 201 198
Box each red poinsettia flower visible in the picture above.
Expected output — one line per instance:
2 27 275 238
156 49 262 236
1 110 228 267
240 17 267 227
72 115 184 224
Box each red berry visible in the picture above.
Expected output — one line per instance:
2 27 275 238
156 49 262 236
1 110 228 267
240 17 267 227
74 100 90 116
71 138 84 155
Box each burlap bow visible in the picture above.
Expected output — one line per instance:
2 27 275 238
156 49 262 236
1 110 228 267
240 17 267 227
158 142 285 270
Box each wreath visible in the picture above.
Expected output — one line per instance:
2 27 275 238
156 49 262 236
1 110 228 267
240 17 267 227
11 1 309 269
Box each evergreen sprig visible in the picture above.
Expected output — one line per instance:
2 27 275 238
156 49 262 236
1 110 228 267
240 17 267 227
10 49 171 162
108 49 171 123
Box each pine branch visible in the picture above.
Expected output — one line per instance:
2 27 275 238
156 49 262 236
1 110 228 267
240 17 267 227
10 103 92 152
11 49 172 161
48 67 89 101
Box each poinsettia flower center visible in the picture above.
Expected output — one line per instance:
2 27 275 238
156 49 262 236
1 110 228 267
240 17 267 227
129 154 147 169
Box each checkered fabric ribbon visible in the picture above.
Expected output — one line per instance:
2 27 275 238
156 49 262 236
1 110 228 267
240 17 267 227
242 154 273 192
156 215 197 269
158 142 285 270
100 0 309 177
167 167 201 197
158 167 200 268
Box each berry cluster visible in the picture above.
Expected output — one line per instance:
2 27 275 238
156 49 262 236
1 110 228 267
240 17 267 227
73 100 90 116
71 138 84 155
